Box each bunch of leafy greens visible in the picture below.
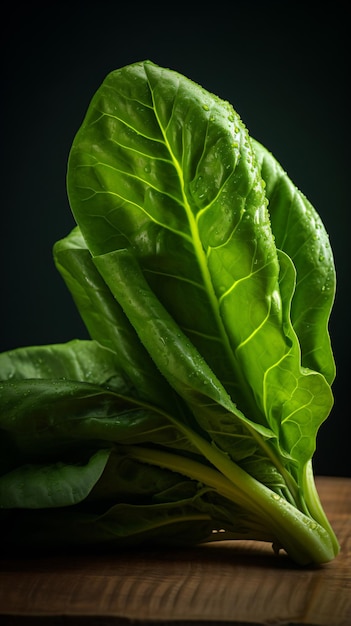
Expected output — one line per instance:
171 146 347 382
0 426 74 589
0 60 339 566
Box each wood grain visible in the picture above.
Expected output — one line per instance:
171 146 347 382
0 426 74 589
0 476 350 625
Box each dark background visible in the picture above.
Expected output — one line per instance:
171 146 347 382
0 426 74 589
1 3 349 476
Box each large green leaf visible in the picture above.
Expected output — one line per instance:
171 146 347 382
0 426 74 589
253 139 336 384
67 60 333 476
67 61 276 423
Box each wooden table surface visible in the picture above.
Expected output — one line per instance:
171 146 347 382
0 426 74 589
0 476 350 626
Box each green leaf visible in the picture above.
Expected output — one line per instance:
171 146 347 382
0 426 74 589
0 378 201 474
253 139 336 384
53 228 175 409
67 61 277 425
68 60 333 477
0 449 111 508
0 498 216 550
0 339 129 392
